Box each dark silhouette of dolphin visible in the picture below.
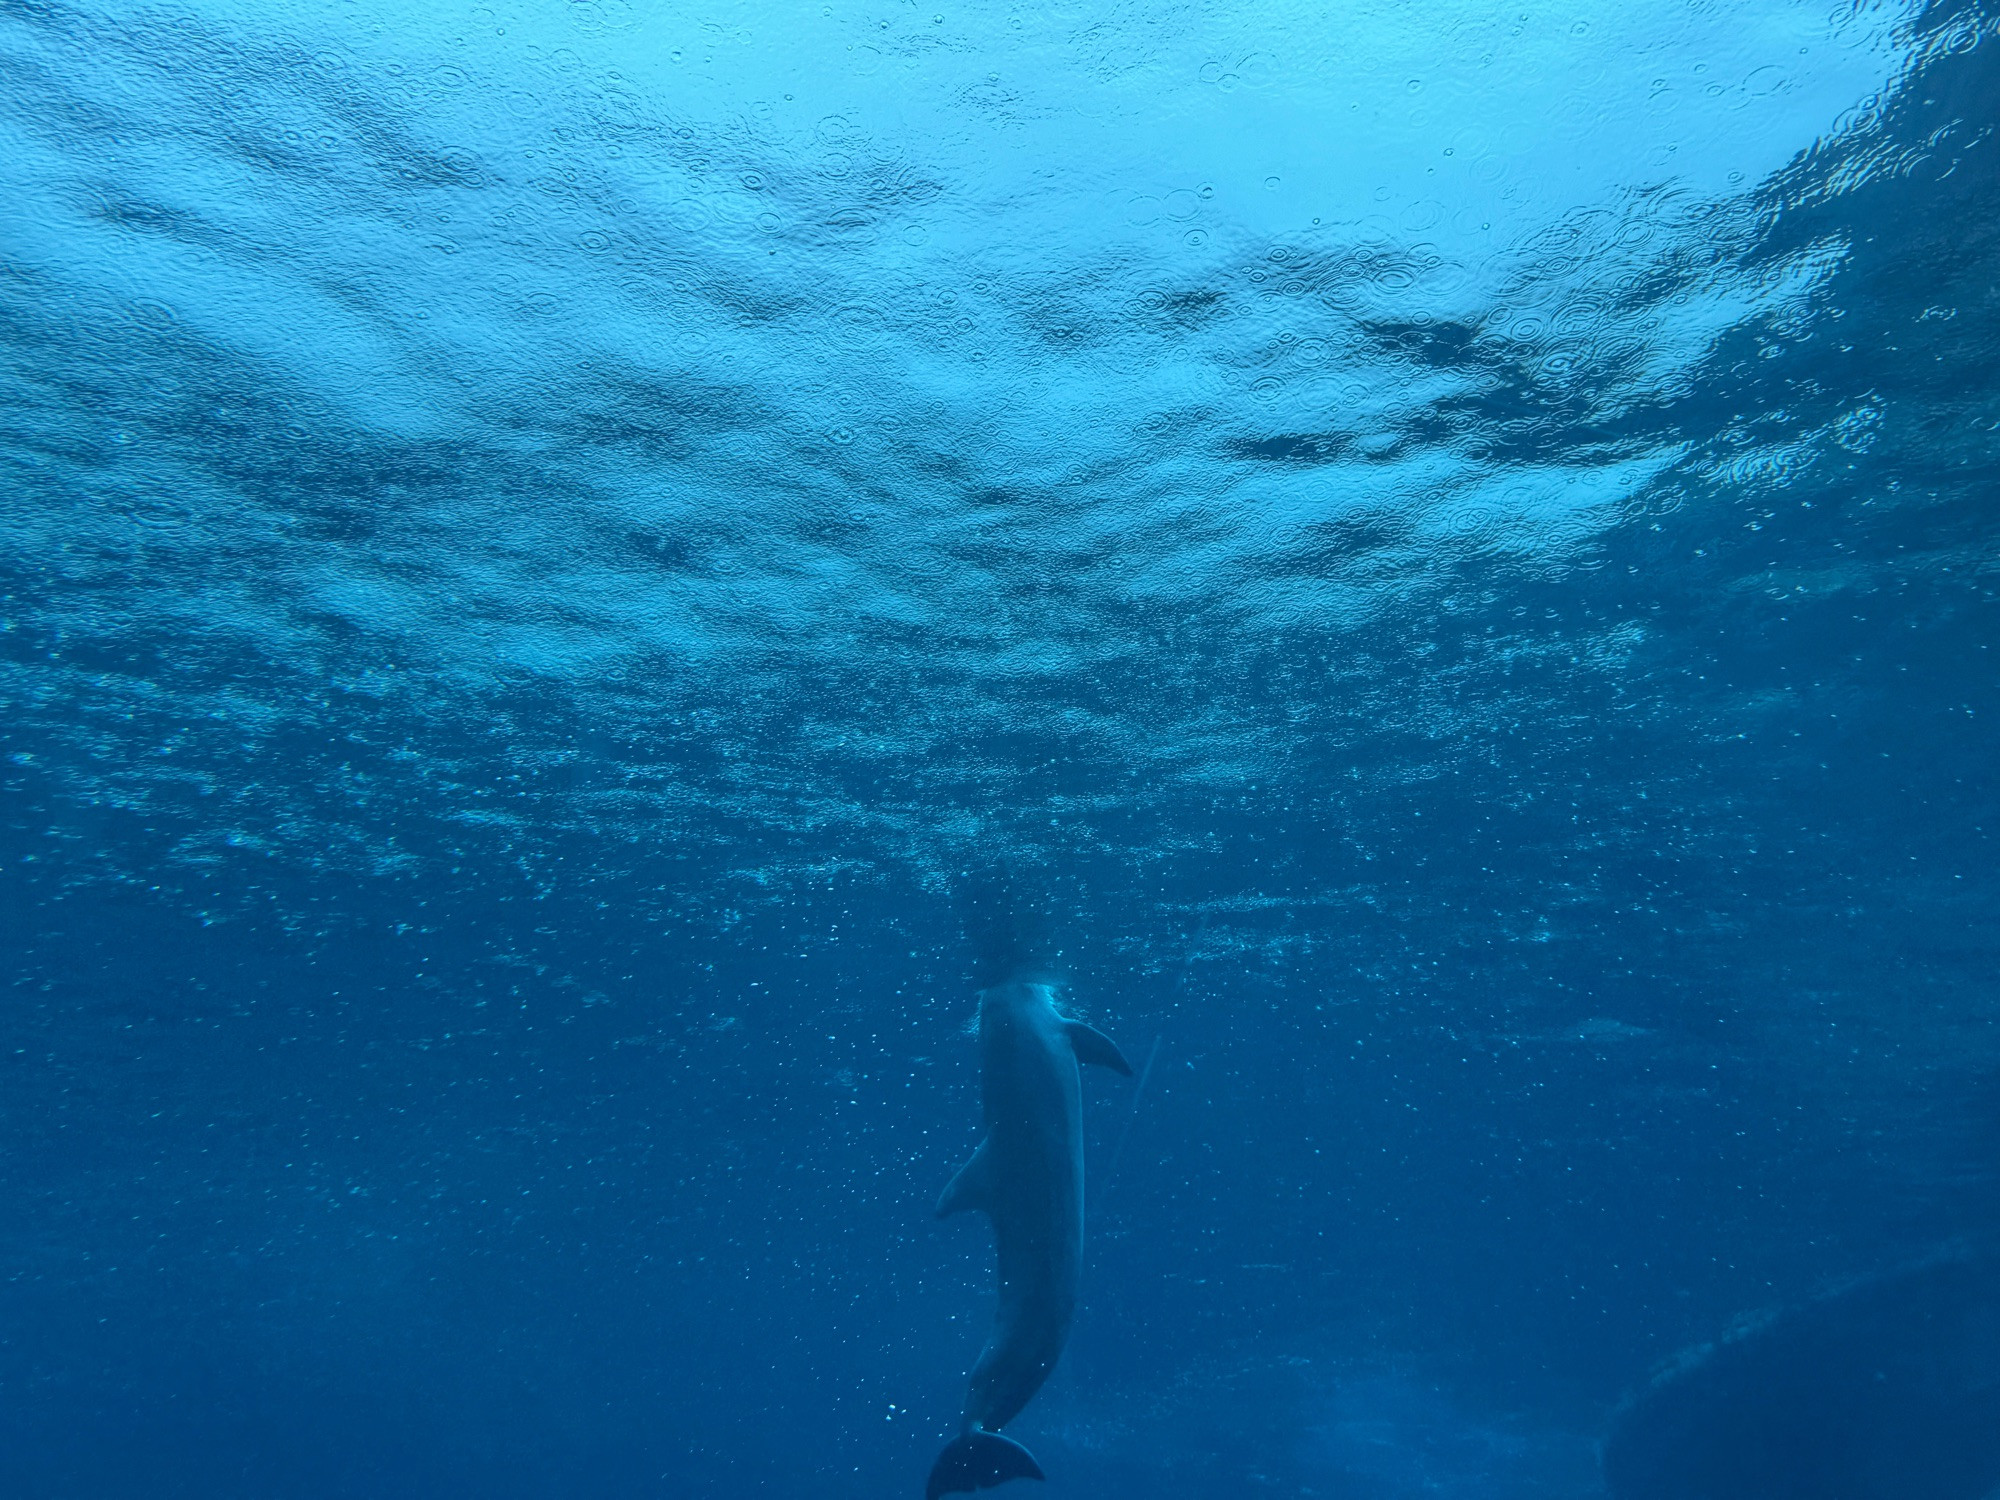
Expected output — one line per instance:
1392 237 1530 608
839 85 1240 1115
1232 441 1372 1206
926 973 1131 1499
1604 1247 2000 1500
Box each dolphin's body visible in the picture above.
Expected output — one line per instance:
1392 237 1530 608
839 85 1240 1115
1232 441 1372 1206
927 977 1131 1500
1603 1248 2000 1500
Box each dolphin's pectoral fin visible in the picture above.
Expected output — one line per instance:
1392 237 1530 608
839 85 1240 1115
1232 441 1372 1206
926 1430 1044 1499
1064 1021 1134 1076
936 1138 996 1218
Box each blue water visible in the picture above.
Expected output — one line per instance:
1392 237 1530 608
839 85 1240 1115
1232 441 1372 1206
3 0 1997 1494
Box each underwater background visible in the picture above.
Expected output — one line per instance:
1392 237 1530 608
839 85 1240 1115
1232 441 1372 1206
2 0 1997 1494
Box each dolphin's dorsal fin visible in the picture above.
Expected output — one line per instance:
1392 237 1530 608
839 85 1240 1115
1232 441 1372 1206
1065 1021 1134 1075
936 1138 996 1218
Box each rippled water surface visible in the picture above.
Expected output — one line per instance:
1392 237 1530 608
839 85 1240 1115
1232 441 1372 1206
3 0 1997 1494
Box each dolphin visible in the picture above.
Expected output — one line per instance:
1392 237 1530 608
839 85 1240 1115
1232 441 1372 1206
927 975 1132 1500
1603 1247 2000 1500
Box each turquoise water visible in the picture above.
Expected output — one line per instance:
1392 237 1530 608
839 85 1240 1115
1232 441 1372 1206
2 0 1996 1494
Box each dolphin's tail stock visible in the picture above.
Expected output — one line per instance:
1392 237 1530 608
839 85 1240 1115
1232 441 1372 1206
957 862 1057 990
925 1429 1045 1500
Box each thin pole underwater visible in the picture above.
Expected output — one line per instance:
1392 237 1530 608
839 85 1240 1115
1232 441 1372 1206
1097 911 1206 1206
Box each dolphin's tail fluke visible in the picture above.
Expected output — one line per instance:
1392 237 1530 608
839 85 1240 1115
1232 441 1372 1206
925 1429 1045 1499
